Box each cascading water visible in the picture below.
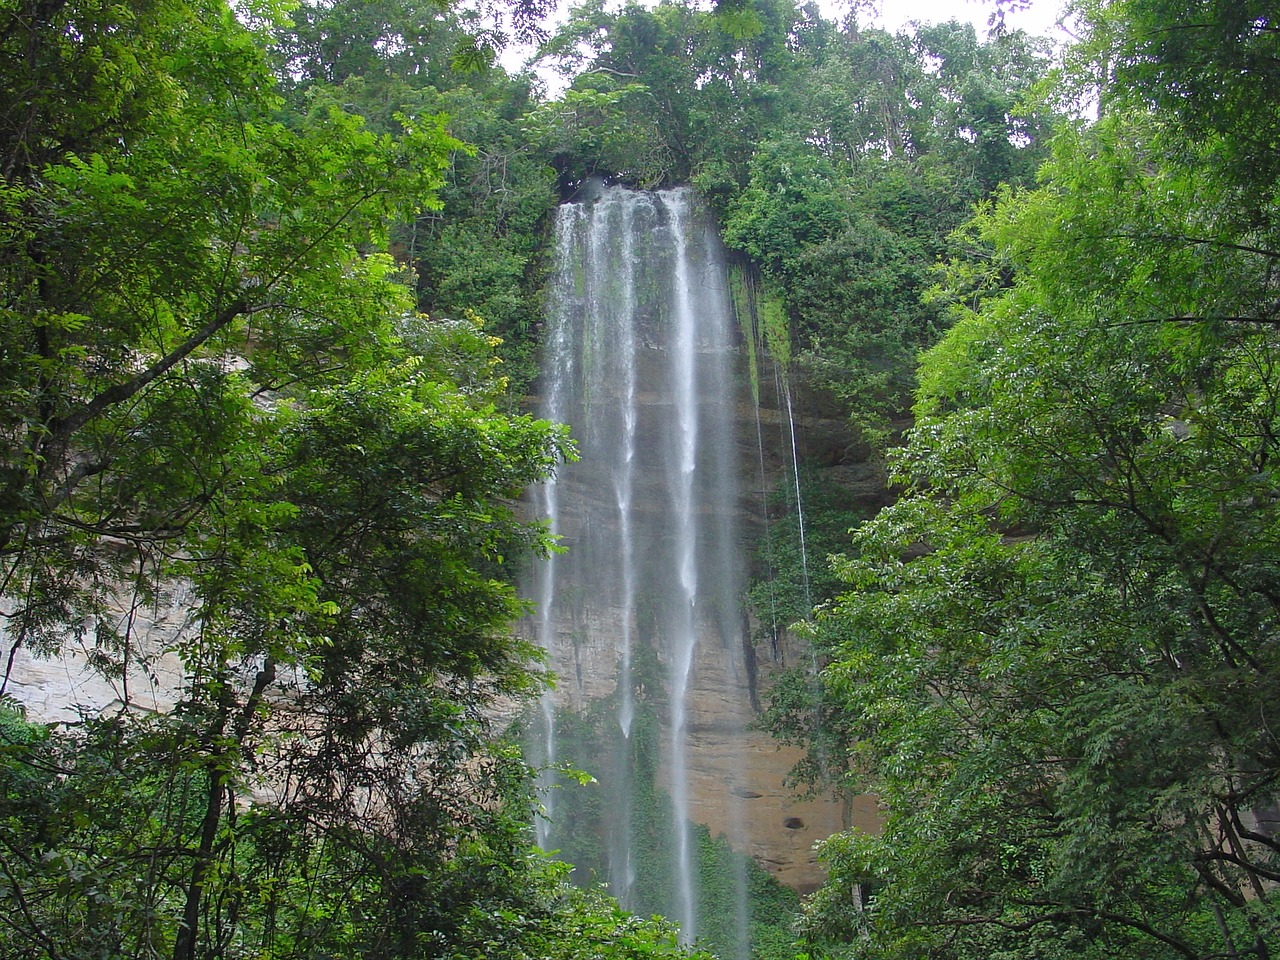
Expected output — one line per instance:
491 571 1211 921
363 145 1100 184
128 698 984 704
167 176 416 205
530 208 579 850
667 193 700 941
528 183 745 948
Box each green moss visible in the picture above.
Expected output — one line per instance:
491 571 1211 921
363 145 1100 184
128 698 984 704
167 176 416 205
728 263 792 401
759 289 789 369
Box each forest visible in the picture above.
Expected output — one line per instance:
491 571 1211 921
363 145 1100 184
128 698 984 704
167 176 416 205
1 0 1278 958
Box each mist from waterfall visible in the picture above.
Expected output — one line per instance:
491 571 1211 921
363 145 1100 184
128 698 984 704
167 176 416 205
528 183 745 949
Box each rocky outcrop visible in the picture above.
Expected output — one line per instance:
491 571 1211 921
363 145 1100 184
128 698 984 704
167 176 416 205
3 583 194 722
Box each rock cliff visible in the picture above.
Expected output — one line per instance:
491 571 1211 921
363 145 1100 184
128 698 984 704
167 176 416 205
522 184 887 897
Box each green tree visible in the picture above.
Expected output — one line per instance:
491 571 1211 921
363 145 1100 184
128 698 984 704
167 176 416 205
0 2 574 957
534 0 807 191
0 700 717 960
263 4 561 396
403 81 559 392
712 15 1056 437
796 4 1280 955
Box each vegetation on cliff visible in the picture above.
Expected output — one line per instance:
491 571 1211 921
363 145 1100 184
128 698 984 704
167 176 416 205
5 0 1278 958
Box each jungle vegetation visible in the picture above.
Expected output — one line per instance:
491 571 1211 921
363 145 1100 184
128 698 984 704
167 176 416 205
2 0 1277 959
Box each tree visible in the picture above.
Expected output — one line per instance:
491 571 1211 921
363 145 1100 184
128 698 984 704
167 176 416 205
796 4 1280 954
533 0 811 191
0 699 717 960
0 2 573 957
1070 0 1280 217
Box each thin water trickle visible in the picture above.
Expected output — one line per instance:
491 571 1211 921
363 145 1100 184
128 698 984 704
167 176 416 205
782 376 813 616
753 379 782 655
777 363 827 791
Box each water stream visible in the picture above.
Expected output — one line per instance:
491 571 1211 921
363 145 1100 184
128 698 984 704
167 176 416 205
530 207 579 849
529 183 743 947
781 372 813 616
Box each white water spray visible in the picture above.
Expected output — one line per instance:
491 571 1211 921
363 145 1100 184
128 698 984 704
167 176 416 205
530 184 745 951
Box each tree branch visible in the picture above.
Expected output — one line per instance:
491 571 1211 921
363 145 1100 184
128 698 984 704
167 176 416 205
48 299 268 446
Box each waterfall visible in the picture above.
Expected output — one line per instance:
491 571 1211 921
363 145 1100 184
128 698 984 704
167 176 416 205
666 193 700 942
530 183 744 948
530 206 580 849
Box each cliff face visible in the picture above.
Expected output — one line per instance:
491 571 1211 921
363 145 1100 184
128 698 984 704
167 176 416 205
525 366 887 894
724 296 899 892
523 185 888 896
9 186 889 903
3 584 193 722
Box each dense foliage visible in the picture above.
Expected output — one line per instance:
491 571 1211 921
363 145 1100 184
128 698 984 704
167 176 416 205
533 0 1056 434
796 2 1280 958
10 0 1274 958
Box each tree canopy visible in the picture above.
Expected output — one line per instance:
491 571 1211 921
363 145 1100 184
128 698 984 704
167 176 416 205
793 2 1280 958
0 2 588 957
8 0 1275 958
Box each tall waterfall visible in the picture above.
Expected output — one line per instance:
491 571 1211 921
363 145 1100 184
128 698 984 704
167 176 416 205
529 184 745 947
